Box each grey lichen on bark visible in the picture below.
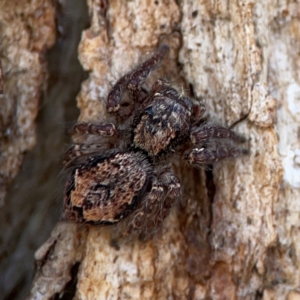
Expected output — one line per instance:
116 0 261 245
29 0 300 299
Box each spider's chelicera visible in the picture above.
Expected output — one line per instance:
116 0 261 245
63 45 246 234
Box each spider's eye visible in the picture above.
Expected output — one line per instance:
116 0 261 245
144 106 154 117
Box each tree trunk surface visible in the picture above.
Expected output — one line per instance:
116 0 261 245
0 1 88 299
11 0 300 299
0 0 56 204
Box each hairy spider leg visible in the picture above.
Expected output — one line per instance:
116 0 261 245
158 171 181 222
126 171 180 237
184 146 248 167
184 124 248 167
63 144 106 166
64 123 118 166
70 122 117 136
190 125 246 144
107 45 169 116
128 177 165 233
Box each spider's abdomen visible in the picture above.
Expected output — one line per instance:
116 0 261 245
64 151 151 224
132 97 191 159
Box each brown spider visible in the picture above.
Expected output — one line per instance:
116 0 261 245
63 45 246 235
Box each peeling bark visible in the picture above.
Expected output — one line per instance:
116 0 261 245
28 222 87 300
27 0 300 299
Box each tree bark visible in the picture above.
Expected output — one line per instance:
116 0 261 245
0 0 56 204
29 0 300 299
0 1 88 299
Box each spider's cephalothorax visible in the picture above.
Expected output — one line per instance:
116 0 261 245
131 78 194 162
63 45 246 235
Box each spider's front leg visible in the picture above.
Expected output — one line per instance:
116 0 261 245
126 45 169 101
107 45 169 116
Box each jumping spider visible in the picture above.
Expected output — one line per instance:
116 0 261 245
63 45 246 235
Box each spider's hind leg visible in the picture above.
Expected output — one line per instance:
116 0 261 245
158 171 181 223
125 170 181 239
127 177 165 234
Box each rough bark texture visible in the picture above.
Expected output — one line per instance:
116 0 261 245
0 0 56 204
0 1 89 299
24 0 300 299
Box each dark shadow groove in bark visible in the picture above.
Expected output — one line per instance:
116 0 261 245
56 262 81 300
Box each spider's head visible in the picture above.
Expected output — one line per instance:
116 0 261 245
132 94 192 160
